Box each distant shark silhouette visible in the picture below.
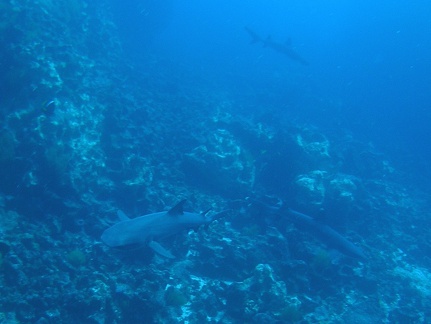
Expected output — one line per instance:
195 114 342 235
245 27 309 66
101 199 228 258
251 199 366 259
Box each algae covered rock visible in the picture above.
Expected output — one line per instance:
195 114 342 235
183 128 255 197
225 263 300 322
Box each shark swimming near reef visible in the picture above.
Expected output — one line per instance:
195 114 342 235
101 199 227 258
250 199 366 259
245 26 309 66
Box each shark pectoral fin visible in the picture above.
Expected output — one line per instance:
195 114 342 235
117 210 130 221
148 241 175 259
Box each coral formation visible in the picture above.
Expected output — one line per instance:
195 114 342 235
66 249 87 267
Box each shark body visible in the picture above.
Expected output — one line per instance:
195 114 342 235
251 200 366 259
285 208 366 259
245 27 309 66
101 199 226 258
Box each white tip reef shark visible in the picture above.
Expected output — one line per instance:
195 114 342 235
245 26 309 66
251 199 366 259
101 199 227 258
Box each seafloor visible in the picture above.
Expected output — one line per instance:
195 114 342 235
0 1 430 323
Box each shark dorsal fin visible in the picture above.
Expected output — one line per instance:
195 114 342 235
117 210 130 221
167 199 187 216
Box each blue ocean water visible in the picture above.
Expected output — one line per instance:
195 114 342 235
1 0 431 322
143 0 431 182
